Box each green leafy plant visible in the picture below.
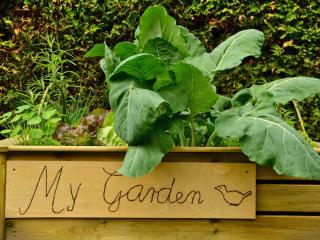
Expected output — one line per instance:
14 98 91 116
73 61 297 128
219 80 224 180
86 5 320 179
54 108 125 146
0 103 61 145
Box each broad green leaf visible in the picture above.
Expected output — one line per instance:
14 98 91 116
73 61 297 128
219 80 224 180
139 5 187 56
97 112 127 146
216 105 320 180
110 78 171 145
42 109 57 120
11 125 22 137
114 42 138 60
251 77 320 104
10 114 22 123
185 29 264 77
22 111 35 121
101 42 119 77
213 95 232 111
27 116 42 125
110 53 166 81
158 84 188 113
173 62 218 116
15 105 31 113
29 128 44 139
143 38 182 66
153 70 174 91
84 43 105 57
118 130 173 177
134 27 141 44
178 26 206 57
44 118 61 135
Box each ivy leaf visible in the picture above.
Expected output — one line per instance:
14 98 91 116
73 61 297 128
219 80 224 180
216 104 320 180
178 25 206 57
139 5 187 56
143 38 182 66
185 29 264 78
110 53 166 81
118 130 173 177
251 77 320 104
110 78 171 145
114 42 138 60
173 62 218 117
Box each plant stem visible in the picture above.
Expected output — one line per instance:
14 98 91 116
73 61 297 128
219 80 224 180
206 130 217 147
38 82 53 116
190 118 196 147
179 132 186 147
56 83 67 120
292 100 307 135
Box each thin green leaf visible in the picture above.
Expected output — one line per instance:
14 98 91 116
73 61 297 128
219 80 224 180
0 129 12 134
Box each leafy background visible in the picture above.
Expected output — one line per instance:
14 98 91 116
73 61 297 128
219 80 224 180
1 0 319 141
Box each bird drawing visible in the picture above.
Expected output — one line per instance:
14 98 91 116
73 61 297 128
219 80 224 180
214 185 252 206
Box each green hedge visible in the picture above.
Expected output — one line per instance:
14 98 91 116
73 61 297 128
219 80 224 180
1 0 319 141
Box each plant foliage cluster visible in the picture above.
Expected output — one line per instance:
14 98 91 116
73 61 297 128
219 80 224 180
1 0 320 141
86 5 320 180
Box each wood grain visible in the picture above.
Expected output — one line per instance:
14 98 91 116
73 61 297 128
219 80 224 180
5 216 320 240
257 184 320 212
0 153 6 240
5 161 256 219
7 151 319 181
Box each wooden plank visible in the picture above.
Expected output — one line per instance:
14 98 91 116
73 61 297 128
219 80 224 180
5 216 320 240
257 184 320 212
7 151 320 181
5 146 242 153
3 145 319 153
5 161 256 219
0 153 6 240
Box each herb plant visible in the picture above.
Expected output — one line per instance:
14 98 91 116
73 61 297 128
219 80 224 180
0 103 61 145
86 5 320 179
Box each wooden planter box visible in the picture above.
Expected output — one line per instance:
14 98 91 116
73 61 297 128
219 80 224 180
1 144 320 240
